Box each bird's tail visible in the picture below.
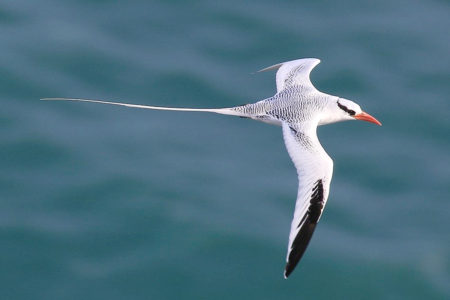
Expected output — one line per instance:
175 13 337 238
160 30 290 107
41 98 248 117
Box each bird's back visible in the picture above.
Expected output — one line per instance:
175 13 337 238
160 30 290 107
231 86 330 126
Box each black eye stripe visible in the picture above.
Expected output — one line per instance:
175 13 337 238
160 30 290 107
337 100 356 116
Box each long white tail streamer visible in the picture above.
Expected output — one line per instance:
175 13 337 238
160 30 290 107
41 98 245 117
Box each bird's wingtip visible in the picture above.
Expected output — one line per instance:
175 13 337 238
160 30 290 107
284 265 293 279
256 58 321 74
257 63 283 73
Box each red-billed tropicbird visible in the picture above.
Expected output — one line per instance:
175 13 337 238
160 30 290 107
43 58 381 278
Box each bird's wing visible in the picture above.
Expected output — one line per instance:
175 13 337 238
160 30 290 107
258 58 320 93
281 122 333 278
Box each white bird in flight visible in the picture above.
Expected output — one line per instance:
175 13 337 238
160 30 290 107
43 58 381 278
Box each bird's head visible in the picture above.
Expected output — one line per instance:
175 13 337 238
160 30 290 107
320 98 381 126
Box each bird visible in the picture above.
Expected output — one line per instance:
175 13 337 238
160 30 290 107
42 58 381 278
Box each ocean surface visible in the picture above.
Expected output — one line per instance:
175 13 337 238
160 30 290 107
1 0 449 299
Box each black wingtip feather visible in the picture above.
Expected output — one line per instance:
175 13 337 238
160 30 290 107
284 180 324 277
284 220 317 278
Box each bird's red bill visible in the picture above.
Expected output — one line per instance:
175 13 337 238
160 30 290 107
354 112 382 126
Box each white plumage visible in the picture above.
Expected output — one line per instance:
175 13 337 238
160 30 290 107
42 58 381 278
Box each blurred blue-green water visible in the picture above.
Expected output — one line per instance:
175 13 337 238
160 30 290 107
0 0 449 299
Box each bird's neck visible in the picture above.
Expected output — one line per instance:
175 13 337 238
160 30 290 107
317 97 347 126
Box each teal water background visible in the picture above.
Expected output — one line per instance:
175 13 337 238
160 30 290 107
1 0 449 299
